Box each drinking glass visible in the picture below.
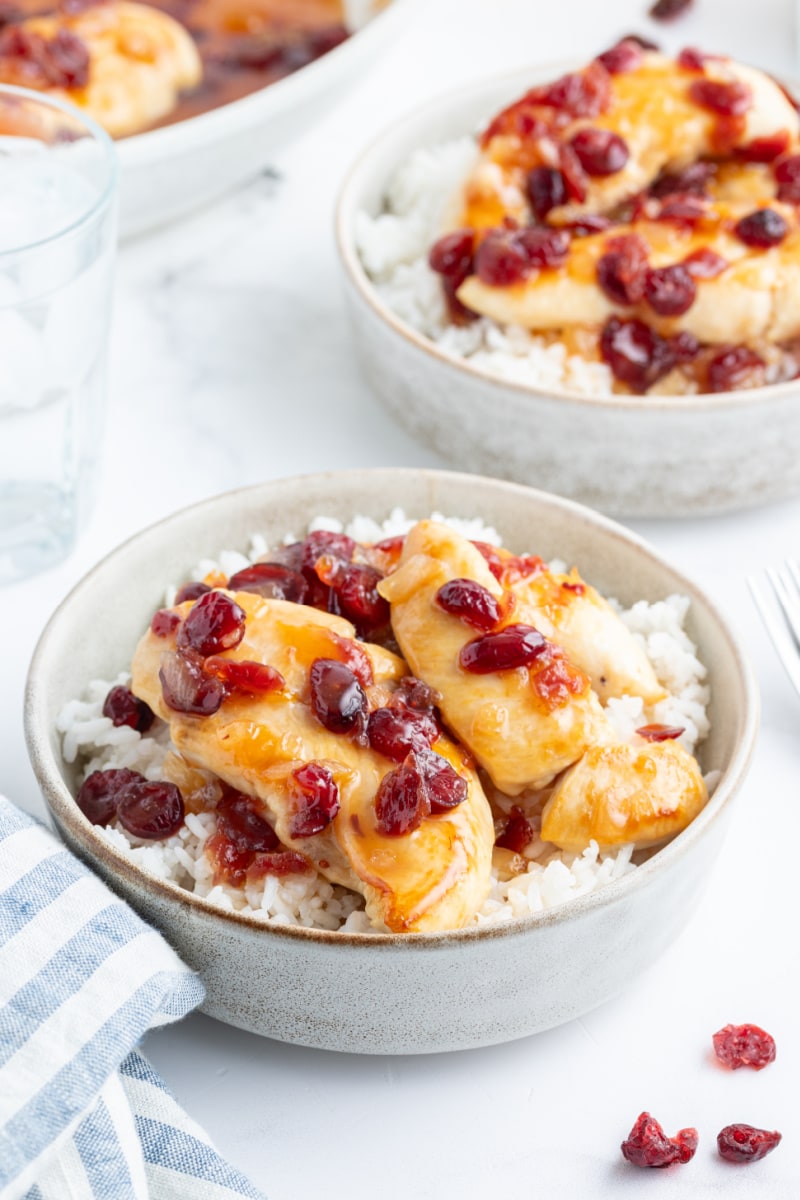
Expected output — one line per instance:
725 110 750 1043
0 84 117 583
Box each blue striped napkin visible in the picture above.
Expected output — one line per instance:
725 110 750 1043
0 796 266 1200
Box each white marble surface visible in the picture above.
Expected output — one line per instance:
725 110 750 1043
4 0 800 1194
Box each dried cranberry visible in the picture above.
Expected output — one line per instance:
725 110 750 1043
683 247 728 278
717 1125 781 1164
678 46 719 71
775 154 800 203
530 647 587 707
441 277 479 325
203 657 285 695
621 1113 699 1168
415 747 468 813
301 530 355 574
116 780 184 840
597 38 644 75
394 676 440 712
671 330 701 362
290 763 340 838
569 128 629 176
526 166 567 220
174 581 212 605
76 768 145 826
472 540 505 580
596 234 648 305
0 25 90 87
428 229 475 285
374 758 429 836
690 78 753 117
737 131 791 163
563 214 613 236
266 541 304 572
517 226 570 269
496 807 534 852
367 705 438 762
336 564 390 634
150 609 181 638
247 850 311 877
713 1023 776 1070
217 789 279 851
645 264 697 315
650 0 692 18
177 591 246 657
707 345 765 392
735 208 788 248
102 685 155 733
227 562 308 604
309 658 367 735
436 578 502 631
159 650 227 716
529 61 612 118
656 193 708 227
459 624 547 673
650 161 714 198
475 229 532 287
600 317 675 392
558 141 589 203
637 723 685 741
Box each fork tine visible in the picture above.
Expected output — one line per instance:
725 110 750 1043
767 564 800 649
748 574 800 701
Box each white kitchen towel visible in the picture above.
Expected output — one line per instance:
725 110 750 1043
0 795 266 1200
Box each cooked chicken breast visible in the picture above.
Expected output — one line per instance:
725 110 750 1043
378 521 610 794
0 2 202 137
541 738 708 852
131 592 494 933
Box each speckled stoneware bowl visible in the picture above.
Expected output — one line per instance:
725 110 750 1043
26 470 758 1054
336 66 800 518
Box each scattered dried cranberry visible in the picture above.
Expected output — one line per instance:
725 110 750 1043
735 208 788 248
690 78 753 117
775 154 800 203
428 229 475 286
159 650 227 716
226 562 309 604
301 530 355 574
475 229 532 287
645 264 697 316
707 345 765 392
436 578 501 631
472 540 505 580
217 789 280 852
415 747 468 813
677 46 718 71
374 756 430 836
331 634 374 688
563 214 614 236
558 141 590 202
367 705 438 762
656 192 708 227
496 807 534 852
290 763 340 838
459 625 547 674
395 676 440 712
597 38 644 75
526 166 567 220
76 768 145 826
671 330 701 362
0 25 90 87
150 609 181 638
637 723 685 741
177 591 246 658
621 1113 699 1168
713 1024 776 1071
683 247 728 278
174 581 212 605
650 0 692 19
717 1125 781 1164
650 161 714 198
597 234 649 306
309 658 367 735
737 131 791 163
102 685 155 733
518 226 570 269
336 564 390 634
203 657 285 695
529 61 612 118
247 849 311 877
116 779 184 840
600 316 677 392
570 127 630 176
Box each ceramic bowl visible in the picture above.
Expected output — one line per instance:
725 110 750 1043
336 66 800 518
25 470 758 1054
116 0 413 237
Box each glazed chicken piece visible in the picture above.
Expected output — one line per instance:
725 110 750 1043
131 592 494 933
377 521 610 795
0 1 202 137
461 48 800 231
541 738 708 852
494 554 665 706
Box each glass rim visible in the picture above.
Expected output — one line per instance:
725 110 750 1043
0 81 118 258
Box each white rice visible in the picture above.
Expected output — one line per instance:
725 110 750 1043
57 512 712 933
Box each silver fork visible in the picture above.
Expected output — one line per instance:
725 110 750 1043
748 560 800 699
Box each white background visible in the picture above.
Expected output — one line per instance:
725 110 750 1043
4 0 800 1194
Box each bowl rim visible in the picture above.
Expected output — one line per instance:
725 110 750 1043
116 0 414 166
335 59 800 413
25 468 760 949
